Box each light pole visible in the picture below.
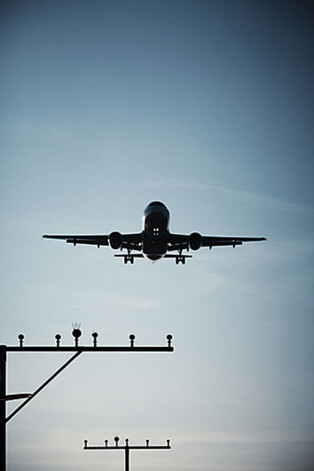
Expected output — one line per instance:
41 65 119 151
84 436 171 471
0 329 173 471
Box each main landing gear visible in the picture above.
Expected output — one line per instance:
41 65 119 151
175 255 186 264
124 254 134 264
114 249 136 264
171 250 192 264
114 249 192 264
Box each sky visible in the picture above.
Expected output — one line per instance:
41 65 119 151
0 0 314 470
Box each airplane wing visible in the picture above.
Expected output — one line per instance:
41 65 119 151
42 234 109 247
42 232 143 250
121 233 143 251
168 233 266 251
201 236 266 248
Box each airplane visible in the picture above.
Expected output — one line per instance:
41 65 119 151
43 201 266 264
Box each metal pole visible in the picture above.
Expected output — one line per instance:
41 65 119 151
0 346 7 471
6 350 82 423
125 442 129 471
2 331 173 471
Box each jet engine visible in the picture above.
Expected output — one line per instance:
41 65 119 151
109 231 122 250
189 232 203 251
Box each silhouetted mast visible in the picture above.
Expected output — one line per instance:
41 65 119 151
84 436 171 471
0 328 173 471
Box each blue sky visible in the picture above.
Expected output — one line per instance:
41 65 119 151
1 1 313 470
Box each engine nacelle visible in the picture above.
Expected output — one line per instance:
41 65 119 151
189 232 203 251
109 231 122 250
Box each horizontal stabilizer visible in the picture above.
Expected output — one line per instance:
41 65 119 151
114 254 144 258
164 254 193 259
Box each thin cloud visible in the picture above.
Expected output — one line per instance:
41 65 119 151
146 177 314 215
176 429 310 445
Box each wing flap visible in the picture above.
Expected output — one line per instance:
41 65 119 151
66 238 108 246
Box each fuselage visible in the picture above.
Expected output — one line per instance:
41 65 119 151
142 201 170 261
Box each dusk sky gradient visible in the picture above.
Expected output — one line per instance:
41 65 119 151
1 1 314 470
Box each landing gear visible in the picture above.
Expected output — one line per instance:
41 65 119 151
175 255 186 264
175 250 187 264
120 248 134 264
114 248 142 263
124 255 134 264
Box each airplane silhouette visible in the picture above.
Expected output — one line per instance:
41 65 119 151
43 201 266 264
